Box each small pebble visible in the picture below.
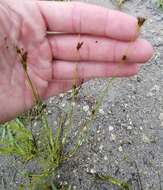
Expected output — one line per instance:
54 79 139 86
108 110 112 114
142 134 150 144
110 133 116 141
98 125 102 129
73 186 77 190
99 144 104 151
61 102 66 107
118 146 123 152
49 99 53 104
104 155 108 161
86 168 89 173
127 126 133 130
64 181 68 185
99 109 105 115
140 126 143 130
47 110 52 114
109 126 114 131
57 174 60 178
83 105 90 112
129 120 133 125
33 122 37 127
90 168 96 174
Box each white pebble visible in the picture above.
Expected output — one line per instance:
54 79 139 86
109 126 114 131
83 105 90 112
90 168 96 174
99 109 105 115
99 126 102 129
49 99 53 104
140 126 143 130
97 130 100 134
73 186 77 190
127 126 132 130
104 155 108 161
142 133 150 144
118 146 123 152
86 168 89 173
64 181 68 185
110 133 116 141
61 102 66 107
33 122 37 127
99 144 104 150
129 120 133 125
48 110 52 114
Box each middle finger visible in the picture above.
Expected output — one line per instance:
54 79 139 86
48 35 153 63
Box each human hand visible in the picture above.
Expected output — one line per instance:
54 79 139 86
0 0 153 122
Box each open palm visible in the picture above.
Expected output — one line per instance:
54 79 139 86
0 0 153 122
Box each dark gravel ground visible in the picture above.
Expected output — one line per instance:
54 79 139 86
0 0 163 190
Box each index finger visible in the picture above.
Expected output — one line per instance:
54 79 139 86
37 1 139 41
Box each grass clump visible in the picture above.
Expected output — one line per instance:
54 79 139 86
0 43 120 189
0 119 37 161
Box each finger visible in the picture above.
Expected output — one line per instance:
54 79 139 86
44 79 83 99
38 1 138 41
49 35 154 63
52 60 139 80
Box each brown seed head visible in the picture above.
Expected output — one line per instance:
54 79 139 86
76 42 84 51
137 17 146 27
122 55 127 61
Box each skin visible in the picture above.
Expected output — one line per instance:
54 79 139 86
0 0 154 123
